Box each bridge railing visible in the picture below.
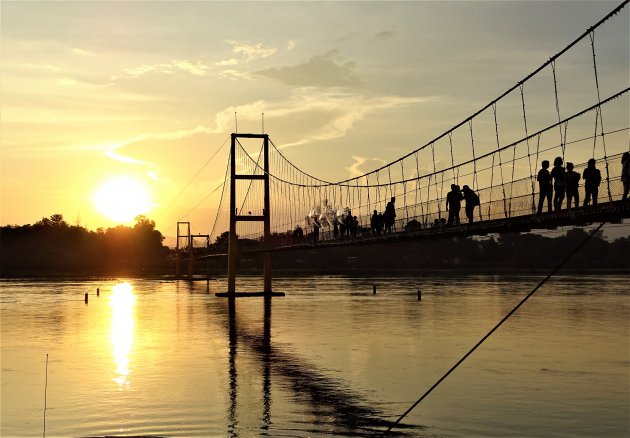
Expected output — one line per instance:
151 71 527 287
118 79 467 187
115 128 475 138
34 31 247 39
306 152 626 242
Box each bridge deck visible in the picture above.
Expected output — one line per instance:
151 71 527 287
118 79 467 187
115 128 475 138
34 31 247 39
198 200 629 258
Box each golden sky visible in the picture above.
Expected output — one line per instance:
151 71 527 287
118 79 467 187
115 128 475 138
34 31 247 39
1 1 628 240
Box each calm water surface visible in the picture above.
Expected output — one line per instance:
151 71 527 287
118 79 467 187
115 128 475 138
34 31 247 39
1 275 628 437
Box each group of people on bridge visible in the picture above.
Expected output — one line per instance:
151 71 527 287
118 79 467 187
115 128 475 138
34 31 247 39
537 153 630 214
291 152 629 244
370 197 397 236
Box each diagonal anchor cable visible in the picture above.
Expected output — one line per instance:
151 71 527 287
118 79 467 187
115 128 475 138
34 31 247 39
386 221 606 432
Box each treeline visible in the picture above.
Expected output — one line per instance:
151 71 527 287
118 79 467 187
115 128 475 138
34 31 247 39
1 214 169 276
263 227 630 273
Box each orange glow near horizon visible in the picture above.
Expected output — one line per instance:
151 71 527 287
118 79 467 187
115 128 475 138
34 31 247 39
110 282 136 389
92 177 154 224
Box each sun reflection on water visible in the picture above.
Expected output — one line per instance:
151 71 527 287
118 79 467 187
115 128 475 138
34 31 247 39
110 282 136 389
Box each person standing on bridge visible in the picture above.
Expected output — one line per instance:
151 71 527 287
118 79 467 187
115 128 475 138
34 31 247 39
377 212 384 235
445 184 463 226
371 210 379 236
565 162 581 209
551 156 566 211
461 185 479 224
537 160 552 214
583 158 601 207
384 197 396 234
621 152 630 201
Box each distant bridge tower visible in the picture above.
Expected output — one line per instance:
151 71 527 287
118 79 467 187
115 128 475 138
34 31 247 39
217 133 284 298
175 221 191 279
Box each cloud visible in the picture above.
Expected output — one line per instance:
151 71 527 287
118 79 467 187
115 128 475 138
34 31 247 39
211 88 433 148
115 59 210 79
256 50 359 87
217 69 252 81
215 58 239 66
287 40 296 50
226 40 277 61
171 60 210 76
346 156 387 177
374 30 395 40
71 47 96 56
103 125 217 177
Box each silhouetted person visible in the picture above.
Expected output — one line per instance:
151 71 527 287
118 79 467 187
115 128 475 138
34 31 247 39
432 218 440 228
461 185 479 224
376 213 384 235
311 218 320 243
622 152 630 201
351 216 359 237
565 162 580 209
439 217 446 227
333 222 339 239
445 184 463 226
384 197 396 234
339 221 346 239
551 156 566 211
583 158 601 207
370 210 379 236
537 160 552 214
346 210 354 237
293 225 303 241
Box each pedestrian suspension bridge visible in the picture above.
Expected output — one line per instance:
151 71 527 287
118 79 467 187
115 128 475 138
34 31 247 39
175 1 629 293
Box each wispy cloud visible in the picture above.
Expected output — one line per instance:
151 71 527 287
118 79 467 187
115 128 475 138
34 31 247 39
115 59 210 79
103 125 218 177
346 155 387 177
172 60 210 76
287 40 297 50
217 69 252 81
212 88 434 148
71 47 96 56
215 58 239 66
256 50 359 87
226 40 277 61
374 30 395 40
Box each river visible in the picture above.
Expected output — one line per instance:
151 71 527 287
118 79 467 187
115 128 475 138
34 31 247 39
1 275 628 437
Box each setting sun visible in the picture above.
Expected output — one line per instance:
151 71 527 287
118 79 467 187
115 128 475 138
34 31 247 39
92 177 153 224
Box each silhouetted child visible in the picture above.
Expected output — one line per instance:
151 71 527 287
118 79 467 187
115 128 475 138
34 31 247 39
445 184 463 226
461 185 479 224
583 158 601 207
565 162 580 209
622 152 630 201
377 213 384 235
333 222 339 238
537 160 552 213
551 156 566 211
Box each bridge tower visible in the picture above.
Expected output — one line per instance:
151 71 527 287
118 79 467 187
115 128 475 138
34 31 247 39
216 133 284 298
175 221 191 279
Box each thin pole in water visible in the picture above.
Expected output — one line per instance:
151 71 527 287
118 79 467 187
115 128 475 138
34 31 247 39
43 353 48 438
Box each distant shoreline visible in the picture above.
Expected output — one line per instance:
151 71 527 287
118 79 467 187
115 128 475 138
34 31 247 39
2 267 629 281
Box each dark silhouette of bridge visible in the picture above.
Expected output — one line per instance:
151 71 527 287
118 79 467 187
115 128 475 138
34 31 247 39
174 1 629 290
